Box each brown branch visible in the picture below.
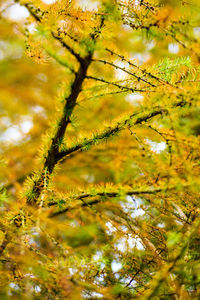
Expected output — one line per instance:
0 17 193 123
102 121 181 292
22 8 105 204
28 56 93 203
57 107 168 161
86 75 147 92
18 1 84 64
105 48 171 85
92 59 156 87
48 184 188 218
56 99 186 163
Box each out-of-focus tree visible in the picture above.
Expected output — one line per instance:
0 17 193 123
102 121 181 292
0 0 200 299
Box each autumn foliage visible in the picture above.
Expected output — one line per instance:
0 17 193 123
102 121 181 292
0 0 200 299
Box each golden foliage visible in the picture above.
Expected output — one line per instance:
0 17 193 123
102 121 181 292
0 0 200 299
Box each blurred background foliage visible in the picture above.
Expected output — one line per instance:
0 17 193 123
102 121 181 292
0 0 200 299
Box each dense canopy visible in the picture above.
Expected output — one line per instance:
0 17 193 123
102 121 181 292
0 0 200 299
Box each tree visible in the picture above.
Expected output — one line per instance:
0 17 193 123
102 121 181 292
0 0 200 298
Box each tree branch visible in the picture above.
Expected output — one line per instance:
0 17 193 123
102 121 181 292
86 75 147 93
18 1 84 64
58 107 168 161
23 7 105 204
47 184 187 218
92 59 156 87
